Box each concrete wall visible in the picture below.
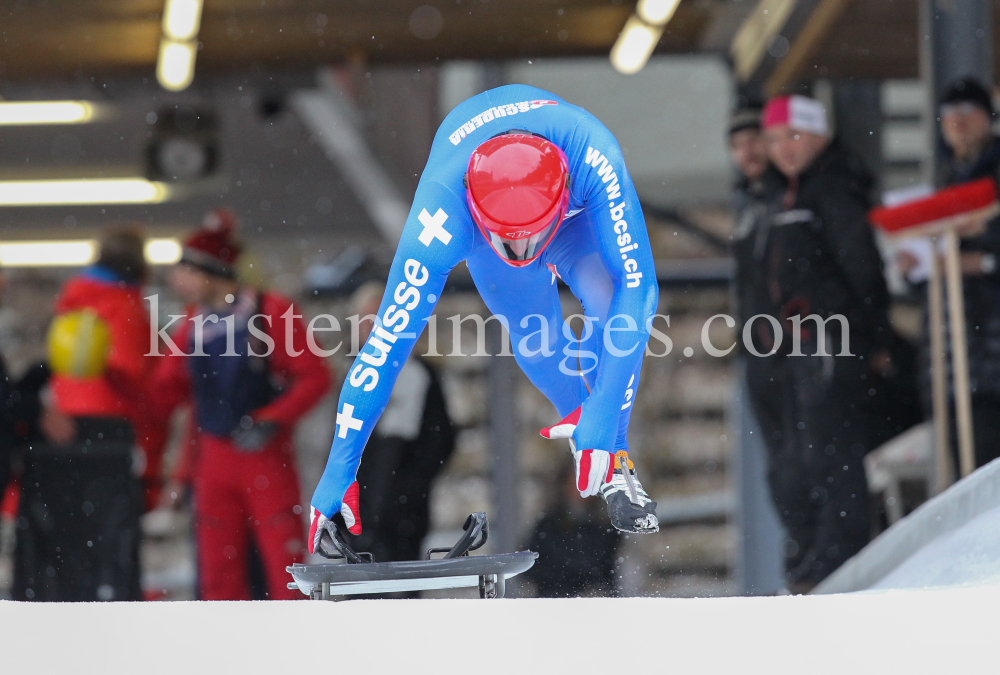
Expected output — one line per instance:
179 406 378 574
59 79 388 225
441 55 734 207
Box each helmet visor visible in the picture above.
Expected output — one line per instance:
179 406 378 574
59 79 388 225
485 212 560 265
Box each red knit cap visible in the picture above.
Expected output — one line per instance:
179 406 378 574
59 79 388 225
762 95 828 136
181 208 242 278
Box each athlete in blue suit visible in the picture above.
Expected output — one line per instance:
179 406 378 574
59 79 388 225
310 85 659 551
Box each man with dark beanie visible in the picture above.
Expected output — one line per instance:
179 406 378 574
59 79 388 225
150 209 330 600
14 226 151 602
899 77 1000 469
728 104 787 428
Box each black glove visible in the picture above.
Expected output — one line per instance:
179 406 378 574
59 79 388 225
231 417 279 452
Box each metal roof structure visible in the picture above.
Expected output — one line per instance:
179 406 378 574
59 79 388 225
0 0 953 87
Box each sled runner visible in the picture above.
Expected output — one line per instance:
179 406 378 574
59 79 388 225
287 512 537 600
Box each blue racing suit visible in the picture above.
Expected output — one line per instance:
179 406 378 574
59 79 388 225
311 85 658 518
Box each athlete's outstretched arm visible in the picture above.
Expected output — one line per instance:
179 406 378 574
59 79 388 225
310 181 472 520
565 120 659 453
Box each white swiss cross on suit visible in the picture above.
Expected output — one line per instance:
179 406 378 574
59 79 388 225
417 208 451 246
336 403 364 439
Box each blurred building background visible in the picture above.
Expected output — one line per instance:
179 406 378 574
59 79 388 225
0 0 983 598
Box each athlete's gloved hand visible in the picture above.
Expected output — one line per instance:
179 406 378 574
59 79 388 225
539 405 581 449
571 448 614 498
307 480 361 555
540 407 614 498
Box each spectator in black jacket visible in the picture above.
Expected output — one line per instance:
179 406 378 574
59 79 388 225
757 94 894 591
729 105 787 449
0 274 46 496
348 282 456 563
898 77 1000 470
731 106 786 333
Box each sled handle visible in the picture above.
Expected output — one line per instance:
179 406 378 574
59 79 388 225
316 527 374 564
426 512 489 560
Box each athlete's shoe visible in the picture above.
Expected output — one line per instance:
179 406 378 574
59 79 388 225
601 452 659 534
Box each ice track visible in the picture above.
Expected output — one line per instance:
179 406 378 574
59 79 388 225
1 586 999 674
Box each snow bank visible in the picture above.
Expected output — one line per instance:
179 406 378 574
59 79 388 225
817 456 1000 593
874 505 1000 589
2 586 998 674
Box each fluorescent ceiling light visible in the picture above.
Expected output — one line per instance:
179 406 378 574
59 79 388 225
0 101 97 126
0 179 170 206
157 39 197 92
0 238 182 267
162 0 203 41
0 241 96 267
637 0 682 25
611 17 663 75
145 238 183 265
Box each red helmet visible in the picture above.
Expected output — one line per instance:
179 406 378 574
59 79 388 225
466 133 570 267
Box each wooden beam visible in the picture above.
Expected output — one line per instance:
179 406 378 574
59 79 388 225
764 0 852 95
731 0 799 82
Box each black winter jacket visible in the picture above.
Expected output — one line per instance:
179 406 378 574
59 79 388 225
732 166 785 354
758 141 893 356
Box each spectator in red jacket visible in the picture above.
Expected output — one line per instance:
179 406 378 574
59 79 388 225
151 210 331 600
15 226 150 602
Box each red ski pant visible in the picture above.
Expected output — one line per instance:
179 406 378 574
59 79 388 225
192 436 304 600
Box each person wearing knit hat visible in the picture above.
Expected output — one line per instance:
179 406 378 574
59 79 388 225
727 102 787 585
939 77 996 169
754 93 903 591
729 101 782 324
761 94 830 181
941 77 994 114
151 209 331 600
905 75 1000 474
179 208 242 279
729 106 768 186
729 106 762 136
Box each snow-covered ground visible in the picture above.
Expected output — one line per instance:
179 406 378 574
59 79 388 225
7 446 1000 673
1 586 998 674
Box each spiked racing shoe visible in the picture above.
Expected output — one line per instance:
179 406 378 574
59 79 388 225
600 451 659 534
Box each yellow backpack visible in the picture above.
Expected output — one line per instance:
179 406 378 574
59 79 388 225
47 309 111 378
